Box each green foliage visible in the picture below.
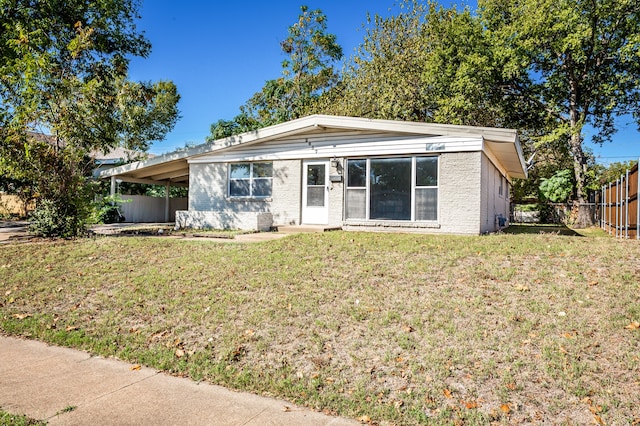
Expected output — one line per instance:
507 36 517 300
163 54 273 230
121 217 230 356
92 195 129 224
29 198 88 238
0 410 45 426
144 185 188 198
207 5 342 140
0 0 180 237
479 0 640 204
598 160 638 186
539 170 574 203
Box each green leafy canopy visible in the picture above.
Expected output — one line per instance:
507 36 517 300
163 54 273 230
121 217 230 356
0 0 180 236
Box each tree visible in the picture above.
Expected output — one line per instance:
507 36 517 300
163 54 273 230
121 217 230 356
479 0 640 226
0 0 180 236
315 2 435 121
540 169 574 203
315 1 550 136
208 5 342 140
598 160 638 185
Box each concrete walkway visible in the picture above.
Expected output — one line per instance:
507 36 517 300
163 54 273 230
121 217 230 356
0 220 30 243
0 222 337 244
0 335 357 425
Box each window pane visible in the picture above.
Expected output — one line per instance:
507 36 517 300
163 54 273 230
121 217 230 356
253 162 273 178
307 164 325 185
347 159 366 187
416 157 438 187
307 187 325 207
370 158 411 220
252 178 272 197
230 163 250 179
230 179 250 197
346 188 366 219
415 188 437 221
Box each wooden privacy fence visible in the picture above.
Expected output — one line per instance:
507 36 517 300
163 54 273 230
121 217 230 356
597 161 639 239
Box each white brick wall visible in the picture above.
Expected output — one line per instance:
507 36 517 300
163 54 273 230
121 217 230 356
186 160 301 229
185 152 504 234
438 152 482 234
188 163 226 211
480 153 509 233
175 211 273 231
271 160 302 225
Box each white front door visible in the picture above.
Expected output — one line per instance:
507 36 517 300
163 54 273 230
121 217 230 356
302 160 329 224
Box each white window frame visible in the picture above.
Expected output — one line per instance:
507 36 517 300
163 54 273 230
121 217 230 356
228 162 273 199
345 156 439 222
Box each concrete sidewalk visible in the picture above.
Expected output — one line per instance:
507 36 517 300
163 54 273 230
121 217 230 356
0 336 357 425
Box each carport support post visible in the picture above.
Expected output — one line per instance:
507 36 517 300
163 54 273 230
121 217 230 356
110 176 116 197
165 181 170 222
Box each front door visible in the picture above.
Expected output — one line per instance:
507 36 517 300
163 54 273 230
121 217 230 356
302 160 329 224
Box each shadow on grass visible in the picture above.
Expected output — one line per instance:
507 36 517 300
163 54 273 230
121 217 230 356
503 224 583 236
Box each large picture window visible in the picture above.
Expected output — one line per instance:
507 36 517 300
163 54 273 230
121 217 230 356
346 156 438 221
229 162 273 198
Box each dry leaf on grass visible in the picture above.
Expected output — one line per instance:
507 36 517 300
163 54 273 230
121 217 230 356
357 415 371 423
500 403 511 414
175 348 185 358
12 313 31 319
130 364 141 371
464 401 479 409
624 320 640 330
443 389 453 399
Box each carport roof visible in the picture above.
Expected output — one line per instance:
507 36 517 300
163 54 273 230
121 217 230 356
99 115 527 185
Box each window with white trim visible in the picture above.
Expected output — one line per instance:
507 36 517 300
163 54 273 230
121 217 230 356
228 162 273 198
346 156 438 221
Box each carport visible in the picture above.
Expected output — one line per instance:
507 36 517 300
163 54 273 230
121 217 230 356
99 146 202 222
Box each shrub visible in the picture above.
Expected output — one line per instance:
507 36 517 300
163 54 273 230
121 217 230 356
92 195 128 224
29 198 88 238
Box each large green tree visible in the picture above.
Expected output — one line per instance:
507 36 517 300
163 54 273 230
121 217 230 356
479 0 640 226
0 0 180 236
208 5 342 140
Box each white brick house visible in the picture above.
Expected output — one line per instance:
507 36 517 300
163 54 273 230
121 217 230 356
100 115 527 234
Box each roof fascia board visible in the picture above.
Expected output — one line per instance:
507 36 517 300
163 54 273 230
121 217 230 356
99 115 524 179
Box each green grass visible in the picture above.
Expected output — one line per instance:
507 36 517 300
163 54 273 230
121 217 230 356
1 230 639 424
0 410 44 426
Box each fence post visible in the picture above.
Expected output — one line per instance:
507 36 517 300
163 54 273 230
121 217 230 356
600 186 604 230
625 169 630 239
618 177 622 238
608 182 612 235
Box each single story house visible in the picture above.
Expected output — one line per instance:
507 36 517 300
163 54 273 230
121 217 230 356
100 115 527 234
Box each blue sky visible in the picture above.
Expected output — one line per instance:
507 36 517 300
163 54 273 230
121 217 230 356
128 1 639 165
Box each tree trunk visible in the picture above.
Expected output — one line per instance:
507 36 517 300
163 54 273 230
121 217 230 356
569 132 594 228
567 72 594 229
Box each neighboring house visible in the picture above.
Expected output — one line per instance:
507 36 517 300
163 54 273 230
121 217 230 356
100 115 527 234
91 147 154 177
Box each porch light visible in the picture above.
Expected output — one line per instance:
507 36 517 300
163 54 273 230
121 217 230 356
331 157 342 175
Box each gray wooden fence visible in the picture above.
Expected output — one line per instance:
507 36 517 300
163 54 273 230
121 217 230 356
119 195 188 223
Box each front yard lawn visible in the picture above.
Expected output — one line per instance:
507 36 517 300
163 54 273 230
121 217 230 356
1 230 638 424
